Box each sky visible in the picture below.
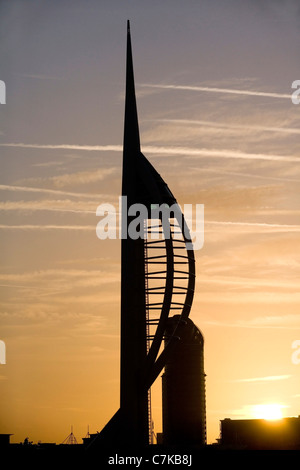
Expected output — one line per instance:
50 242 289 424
0 0 299 445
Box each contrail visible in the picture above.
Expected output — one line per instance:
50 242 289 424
140 83 291 100
231 375 291 383
0 184 104 199
0 201 95 214
190 167 299 183
0 221 299 232
206 220 300 231
0 143 122 152
0 224 95 231
0 142 299 163
151 118 300 135
143 146 300 163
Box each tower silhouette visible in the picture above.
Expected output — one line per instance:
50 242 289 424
89 21 197 450
162 316 206 447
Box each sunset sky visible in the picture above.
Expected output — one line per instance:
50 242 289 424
0 0 299 445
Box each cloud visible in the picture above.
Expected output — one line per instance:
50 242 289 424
230 375 291 383
33 160 65 168
206 220 300 232
1 142 299 163
144 146 300 163
0 184 105 200
190 167 299 184
149 119 300 136
198 276 300 290
36 168 116 188
0 269 120 302
0 268 118 284
0 224 95 231
0 219 299 233
21 73 65 80
140 83 292 100
0 199 96 214
0 143 122 152
204 313 300 328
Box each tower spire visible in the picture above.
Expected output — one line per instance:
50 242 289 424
122 20 141 206
120 20 149 447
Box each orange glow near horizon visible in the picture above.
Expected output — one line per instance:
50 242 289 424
250 404 285 421
0 1 299 447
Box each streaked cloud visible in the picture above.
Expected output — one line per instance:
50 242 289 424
206 220 300 232
0 268 120 298
21 73 65 80
230 375 291 383
0 184 106 199
1 142 299 163
190 167 299 184
204 313 300 327
140 83 292 100
145 146 300 163
0 143 122 152
26 168 117 188
148 119 300 136
0 199 96 214
0 224 95 231
0 220 299 233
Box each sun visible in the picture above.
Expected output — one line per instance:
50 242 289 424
251 404 284 420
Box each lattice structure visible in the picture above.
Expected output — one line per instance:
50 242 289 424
144 215 195 385
144 211 195 444
61 426 78 445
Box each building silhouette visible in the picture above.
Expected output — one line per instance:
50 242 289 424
162 316 206 447
220 416 300 450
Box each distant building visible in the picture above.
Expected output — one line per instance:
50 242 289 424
0 434 12 448
162 316 206 447
220 416 300 450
